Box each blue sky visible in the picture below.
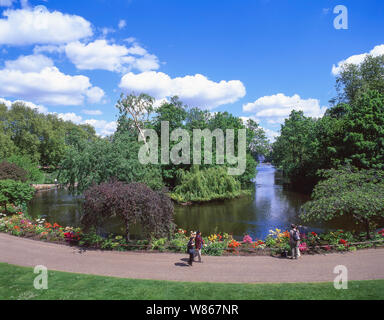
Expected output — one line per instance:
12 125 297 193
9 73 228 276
0 0 383 139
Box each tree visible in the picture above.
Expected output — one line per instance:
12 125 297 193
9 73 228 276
300 167 384 239
271 110 319 190
58 131 164 193
0 161 28 182
332 54 384 105
246 119 270 158
6 155 44 183
171 166 243 203
0 179 35 212
116 93 154 152
82 181 174 241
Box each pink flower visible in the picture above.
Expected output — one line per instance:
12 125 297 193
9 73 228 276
299 242 308 252
242 234 253 243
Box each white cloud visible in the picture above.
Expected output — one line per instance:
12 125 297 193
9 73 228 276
0 6 93 45
54 112 115 136
262 127 279 142
57 112 83 123
0 97 48 113
0 54 105 106
242 93 326 123
0 0 15 7
4 54 53 72
82 109 102 115
33 44 65 55
119 71 246 109
332 44 384 75
65 39 160 73
118 19 126 29
84 119 117 136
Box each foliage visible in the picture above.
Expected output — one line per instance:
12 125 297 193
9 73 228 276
170 166 245 203
58 128 164 193
272 55 384 192
301 167 384 239
332 54 384 105
0 161 28 182
6 155 44 183
0 102 98 167
0 180 35 212
82 181 174 241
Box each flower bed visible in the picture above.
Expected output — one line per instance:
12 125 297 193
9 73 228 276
1 212 383 256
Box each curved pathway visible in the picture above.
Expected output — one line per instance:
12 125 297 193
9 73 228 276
1 233 383 283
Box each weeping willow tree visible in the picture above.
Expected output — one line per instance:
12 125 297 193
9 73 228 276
170 166 248 203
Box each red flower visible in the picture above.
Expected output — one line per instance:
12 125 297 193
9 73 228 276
311 232 317 237
339 239 347 245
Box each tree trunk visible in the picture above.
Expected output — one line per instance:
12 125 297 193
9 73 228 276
125 219 130 242
365 219 371 240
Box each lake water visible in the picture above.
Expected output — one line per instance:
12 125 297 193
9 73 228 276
28 164 354 240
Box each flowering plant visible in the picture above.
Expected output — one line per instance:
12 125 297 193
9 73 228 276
242 234 253 243
299 242 308 252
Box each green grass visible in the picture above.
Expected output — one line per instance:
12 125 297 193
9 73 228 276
0 263 383 300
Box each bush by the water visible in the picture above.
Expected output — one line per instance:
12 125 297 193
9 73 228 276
171 166 247 203
82 180 174 241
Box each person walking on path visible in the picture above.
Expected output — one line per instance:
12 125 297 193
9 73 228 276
194 231 204 263
187 232 196 266
289 224 300 259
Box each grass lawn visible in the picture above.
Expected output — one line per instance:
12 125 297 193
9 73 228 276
0 262 383 300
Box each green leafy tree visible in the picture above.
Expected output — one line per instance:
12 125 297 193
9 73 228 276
332 54 384 105
0 180 35 212
301 167 384 239
171 166 244 203
6 155 44 183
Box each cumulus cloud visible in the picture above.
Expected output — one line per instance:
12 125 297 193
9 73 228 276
84 119 117 136
0 54 105 106
332 44 384 75
56 112 83 123
0 97 48 113
52 112 115 136
0 6 93 45
65 39 159 73
119 71 246 109
4 54 54 72
242 93 326 123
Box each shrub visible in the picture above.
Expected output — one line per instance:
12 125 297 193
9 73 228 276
0 161 28 182
82 180 175 241
0 180 35 212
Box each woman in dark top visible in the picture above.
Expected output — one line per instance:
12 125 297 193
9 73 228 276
187 232 196 266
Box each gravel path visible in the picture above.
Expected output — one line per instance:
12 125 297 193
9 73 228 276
1 233 383 283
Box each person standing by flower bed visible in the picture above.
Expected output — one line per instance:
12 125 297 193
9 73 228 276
194 230 204 263
289 224 300 259
187 232 196 266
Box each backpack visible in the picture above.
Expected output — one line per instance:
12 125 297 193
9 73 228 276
292 229 300 241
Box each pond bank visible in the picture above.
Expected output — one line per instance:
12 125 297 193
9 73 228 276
32 184 58 192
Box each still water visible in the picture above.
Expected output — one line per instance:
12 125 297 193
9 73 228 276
28 164 353 240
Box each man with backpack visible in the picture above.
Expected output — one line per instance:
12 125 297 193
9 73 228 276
194 230 204 263
289 224 300 259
